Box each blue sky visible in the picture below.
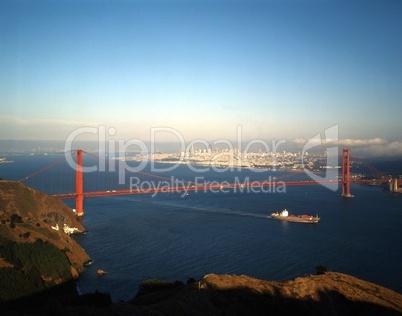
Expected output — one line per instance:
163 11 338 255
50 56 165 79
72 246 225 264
1 0 402 155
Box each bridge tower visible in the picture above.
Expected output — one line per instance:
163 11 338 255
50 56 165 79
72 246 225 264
76 150 84 216
341 149 353 197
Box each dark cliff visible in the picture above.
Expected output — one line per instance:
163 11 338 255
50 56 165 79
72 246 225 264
0 180 90 302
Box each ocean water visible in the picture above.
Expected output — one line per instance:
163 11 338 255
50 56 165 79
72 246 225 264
1 155 402 301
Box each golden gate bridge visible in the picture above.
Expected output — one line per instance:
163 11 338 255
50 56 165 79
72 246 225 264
19 149 395 217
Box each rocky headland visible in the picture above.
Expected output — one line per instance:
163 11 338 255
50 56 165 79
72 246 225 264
0 180 90 303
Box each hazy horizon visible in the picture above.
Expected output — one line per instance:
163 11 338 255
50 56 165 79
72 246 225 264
1 138 401 159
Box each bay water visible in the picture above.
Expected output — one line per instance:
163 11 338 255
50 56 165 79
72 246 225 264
1 155 402 301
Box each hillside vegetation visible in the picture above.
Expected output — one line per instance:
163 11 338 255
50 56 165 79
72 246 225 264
123 272 402 315
0 180 90 302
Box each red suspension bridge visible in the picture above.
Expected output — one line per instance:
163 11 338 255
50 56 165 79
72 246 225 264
19 149 396 217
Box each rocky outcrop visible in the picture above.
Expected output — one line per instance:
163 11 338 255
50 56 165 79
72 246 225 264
123 272 402 316
0 180 90 302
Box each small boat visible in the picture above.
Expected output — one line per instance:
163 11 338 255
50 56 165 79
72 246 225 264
270 209 320 224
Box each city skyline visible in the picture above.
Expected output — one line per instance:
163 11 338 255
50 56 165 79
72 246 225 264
1 0 402 157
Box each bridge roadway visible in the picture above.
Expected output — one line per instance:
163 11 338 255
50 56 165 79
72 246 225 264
53 178 387 200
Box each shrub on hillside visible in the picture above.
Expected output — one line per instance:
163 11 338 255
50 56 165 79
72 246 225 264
316 265 328 275
137 278 174 297
187 277 197 284
10 214 23 223
0 237 72 301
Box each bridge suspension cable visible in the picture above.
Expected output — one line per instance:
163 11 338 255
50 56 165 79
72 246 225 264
17 148 393 217
351 155 388 178
18 155 67 183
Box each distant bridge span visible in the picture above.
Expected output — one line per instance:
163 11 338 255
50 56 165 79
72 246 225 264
21 149 391 217
53 178 382 200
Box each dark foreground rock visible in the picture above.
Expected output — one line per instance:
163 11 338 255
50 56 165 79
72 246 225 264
119 272 402 316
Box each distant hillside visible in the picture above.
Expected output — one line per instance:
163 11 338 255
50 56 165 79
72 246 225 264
0 180 90 302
